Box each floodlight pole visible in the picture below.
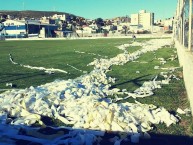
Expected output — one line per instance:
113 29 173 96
188 0 192 51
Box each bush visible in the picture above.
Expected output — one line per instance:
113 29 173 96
165 30 173 34
137 30 151 34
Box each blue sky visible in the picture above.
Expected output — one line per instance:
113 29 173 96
0 0 177 20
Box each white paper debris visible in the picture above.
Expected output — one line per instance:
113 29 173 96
5 83 13 87
177 108 186 114
177 108 191 116
0 39 180 144
67 63 87 73
154 66 160 69
75 50 107 58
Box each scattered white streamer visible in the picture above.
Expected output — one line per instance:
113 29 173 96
0 39 180 144
67 63 87 74
9 54 68 74
75 50 107 58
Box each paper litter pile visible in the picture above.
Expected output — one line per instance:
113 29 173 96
0 39 180 145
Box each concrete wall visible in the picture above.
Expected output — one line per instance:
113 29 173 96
175 40 193 112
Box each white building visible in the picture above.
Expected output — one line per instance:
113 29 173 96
76 26 94 37
52 14 66 21
2 20 26 37
164 18 174 27
131 10 154 29
131 14 139 25
40 16 49 24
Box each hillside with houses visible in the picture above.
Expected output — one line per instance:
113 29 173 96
0 10 174 39
0 10 74 19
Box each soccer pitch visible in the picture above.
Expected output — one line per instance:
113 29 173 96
0 38 192 143
0 39 132 89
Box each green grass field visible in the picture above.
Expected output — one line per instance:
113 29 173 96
0 39 140 89
0 38 192 137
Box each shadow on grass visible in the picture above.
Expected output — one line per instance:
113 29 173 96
110 75 151 89
0 72 46 84
136 133 193 145
4 124 193 145
0 99 192 145
1 116 192 145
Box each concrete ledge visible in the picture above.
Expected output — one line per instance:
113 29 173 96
4 34 172 41
175 40 193 113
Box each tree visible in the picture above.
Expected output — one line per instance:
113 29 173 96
0 14 7 23
122 25 127 35
95 18 104 33
0 14 7 33
80 27 83 37
95 18 104 27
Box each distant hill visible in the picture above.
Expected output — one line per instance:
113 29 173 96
0 10 77 19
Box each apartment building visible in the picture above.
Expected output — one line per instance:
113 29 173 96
131 10 154 28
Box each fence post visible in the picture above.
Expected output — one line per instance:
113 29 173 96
188 0 192 51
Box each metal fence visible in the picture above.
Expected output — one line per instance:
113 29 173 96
174 0 193 50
